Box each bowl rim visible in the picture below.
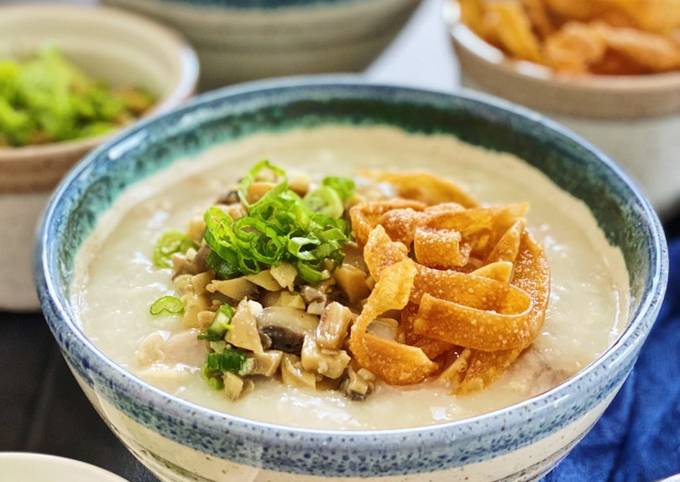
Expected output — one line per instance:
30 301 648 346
0 3 200 161
443 0 680 94
36 77 668 465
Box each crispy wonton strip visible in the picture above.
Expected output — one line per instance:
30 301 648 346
454 231 550 393
414 286 533 351
414 226 470 269
360 170 479 208
349 259 438 385
350 199 426 246
401 303 455 360
486 219 525 264
364 225 513 309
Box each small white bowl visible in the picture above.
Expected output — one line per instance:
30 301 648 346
0 453 128 482
0 4 199 311
444 1 680 217
102 0 421 88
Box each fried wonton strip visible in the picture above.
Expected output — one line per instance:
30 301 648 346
414 286 533 351
596 23 680 71
379 208 425 246
414 226 470 269
425 203 529 250
401 303 454 360
455 348 523 394
349 259 438 385
486 219 525 263
363 225 409 278
471 261 514 283
360 170 479 208
544 22 608 72
350 199 426 246
364 225 513 309
454 231 550 393
486 1 543 62
521 0 555 37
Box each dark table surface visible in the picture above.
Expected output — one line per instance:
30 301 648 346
2 1 679 481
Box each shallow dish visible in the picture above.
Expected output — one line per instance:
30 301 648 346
0 3 199 311
444 0 680 217
36 79 668 481
102 0 420 89
0 453 128 482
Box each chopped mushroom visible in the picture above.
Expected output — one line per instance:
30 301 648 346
247 182 275 203
288 174 310 196
186 217 206 243
181 292 211 328
250 350 284 377
245 270 281 291
281 354 316 389
367 317 399 341
263 291 306 310
191 272 213 295
334 263 370 304
173 274 193 295
340 366 376 401
226 299 264 353
256 307 319 354
270 263 297 291
301 336 351 379
223 372 245 400
216 189 239 205
301 285 327 315
207 277 257 300
316 302 354 350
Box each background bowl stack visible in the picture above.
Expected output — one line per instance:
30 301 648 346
102 0 422 89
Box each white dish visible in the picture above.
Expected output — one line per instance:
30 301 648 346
0 453 128 482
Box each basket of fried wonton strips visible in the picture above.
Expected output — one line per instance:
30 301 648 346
445 0 680 215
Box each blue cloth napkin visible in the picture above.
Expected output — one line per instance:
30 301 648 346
546 239 680 482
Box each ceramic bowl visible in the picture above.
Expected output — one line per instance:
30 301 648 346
36 79 668 482
101 0 421 89
444 1 680 217
0 4 199 311
0 453 128 482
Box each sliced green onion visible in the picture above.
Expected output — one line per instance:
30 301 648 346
203 161 352 285
304 186 343 219
198 304 234 341
152 231 196 268
149 295 183 315
322 176 356 202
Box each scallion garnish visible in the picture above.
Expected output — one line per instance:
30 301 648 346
202 161 355 284
152 231 196 268
149 295 184 315
198 304 234 341
201 345 249 389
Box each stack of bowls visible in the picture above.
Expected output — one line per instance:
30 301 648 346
445 1 680 217
102 0 422 88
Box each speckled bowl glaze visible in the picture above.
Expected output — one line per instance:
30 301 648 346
36 79 668 482
102 0 420 89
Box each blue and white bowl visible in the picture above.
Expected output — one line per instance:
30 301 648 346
102 0 421 88
35 79 668 481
